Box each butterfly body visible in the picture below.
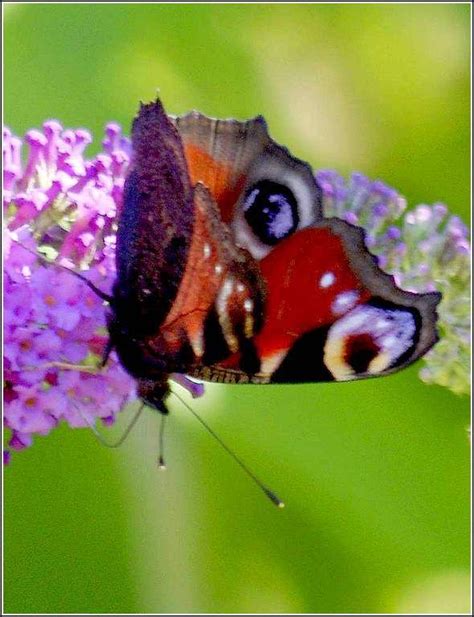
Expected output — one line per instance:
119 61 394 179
107 98 440 411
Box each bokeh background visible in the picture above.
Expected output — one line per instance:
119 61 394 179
3 3 470 614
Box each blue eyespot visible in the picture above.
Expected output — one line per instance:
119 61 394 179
243 180 299 245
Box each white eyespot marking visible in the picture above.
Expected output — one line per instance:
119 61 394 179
243 188 260 212
203 243 211 259
374 318 390 332
244 298 254 313
324 304 417 380
217 278 234 308
382 335 398 350
214 264 223 275
319 272 336 288
236 283 246 293
331 291 359 315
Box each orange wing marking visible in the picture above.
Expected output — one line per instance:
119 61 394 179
184 144 245 223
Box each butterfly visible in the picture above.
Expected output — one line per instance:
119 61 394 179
106 97 441 413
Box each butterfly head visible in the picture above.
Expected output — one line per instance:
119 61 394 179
137 379 169 414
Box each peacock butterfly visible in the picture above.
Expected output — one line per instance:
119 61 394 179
106 97 441 413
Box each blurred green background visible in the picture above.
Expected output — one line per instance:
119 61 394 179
4 3 470 614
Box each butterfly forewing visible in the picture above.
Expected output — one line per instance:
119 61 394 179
171 112 270 224
114 100 194 336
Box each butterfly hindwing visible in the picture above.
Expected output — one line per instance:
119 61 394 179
264 218 440 382
192 219 440 384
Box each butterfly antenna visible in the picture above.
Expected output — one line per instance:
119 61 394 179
170 390 285 508
73 401 146 448
158 413 167 470
12 238 113 303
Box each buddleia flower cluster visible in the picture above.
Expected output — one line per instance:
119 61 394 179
3 123 470 461
3 123 136 462
316 170 471 396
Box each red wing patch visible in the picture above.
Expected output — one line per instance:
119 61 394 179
205 219 440 382
254 226 371 372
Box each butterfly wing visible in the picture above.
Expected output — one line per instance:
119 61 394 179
173 109 441 384
171 112 269 224
191 218 441 384
114 99 194 336
160 181 265 368
172 111 323 258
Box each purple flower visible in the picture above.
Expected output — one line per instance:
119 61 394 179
6 386 59 435
3 119 203 462
2 121 470 462
3 121 139 462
